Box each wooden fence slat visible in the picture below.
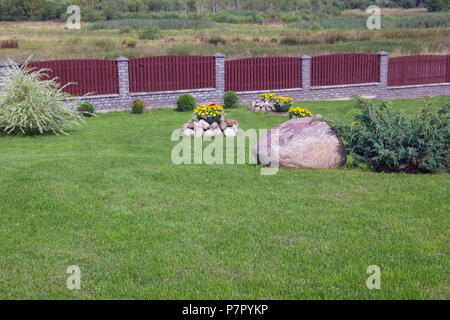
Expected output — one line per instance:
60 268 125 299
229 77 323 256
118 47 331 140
388 55 447 86
27 59 119 96
128 56 215 93
224 57 300 92
310 53 379 86
25 54 447 96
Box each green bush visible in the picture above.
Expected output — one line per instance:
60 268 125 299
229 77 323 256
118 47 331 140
89 18 214 31
279 12 302 23
78 102 95 117
175 94 196 112
131 99 146 114
330 97 449 173
224 91 239 109
310 23 323 31
119 27 131 34
280 36 300 46
208 36 226 45
426 0 443 12
211 10 262 24
138 26 160 40
126 40 137 48
0 60 84 135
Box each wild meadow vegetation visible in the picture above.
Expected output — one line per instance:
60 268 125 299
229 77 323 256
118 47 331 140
0 95 449 299
0 8 449 62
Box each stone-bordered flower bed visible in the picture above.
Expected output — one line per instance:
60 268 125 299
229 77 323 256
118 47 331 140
248 93 294 113
180 103 239 137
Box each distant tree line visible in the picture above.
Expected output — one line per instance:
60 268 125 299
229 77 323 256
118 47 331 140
0 0 447 21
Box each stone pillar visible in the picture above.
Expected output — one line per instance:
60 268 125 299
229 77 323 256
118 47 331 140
447 53 450 83
377 51 389 98
214 53 225 101
115 56 130 98
300 55 311 91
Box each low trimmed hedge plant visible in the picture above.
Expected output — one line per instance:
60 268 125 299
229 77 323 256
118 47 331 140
78 102 95 117
131 98 146 114
330 96 449 173
175 94 196 112
138 26 160 40
224 91 239 108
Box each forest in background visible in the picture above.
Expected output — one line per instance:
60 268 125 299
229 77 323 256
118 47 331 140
0 0 448 22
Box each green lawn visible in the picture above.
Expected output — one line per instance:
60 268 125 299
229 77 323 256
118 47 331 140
0 96 448 299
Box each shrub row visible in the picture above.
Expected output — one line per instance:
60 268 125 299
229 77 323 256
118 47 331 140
175 92 239 112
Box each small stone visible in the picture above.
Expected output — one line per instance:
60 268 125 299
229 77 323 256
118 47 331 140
255 107 260 112
210 122 219 130
194 121 204 137
182 128 194 136
231 124 238 134
219 121 227 131
224 127 236 137
198 119 210 130
249 105 255 111
203 129 214 138
194 128 204 137
225 119 234 127
182 119 194 130
213 128 224 137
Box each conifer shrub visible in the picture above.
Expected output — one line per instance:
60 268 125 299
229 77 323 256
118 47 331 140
330 96 449 173
78 102 95 117
175 94 196 112
223 91 239 108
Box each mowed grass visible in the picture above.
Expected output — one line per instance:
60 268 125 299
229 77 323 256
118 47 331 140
0 96 449 299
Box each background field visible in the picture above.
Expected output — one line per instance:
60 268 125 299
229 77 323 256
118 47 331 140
0 9 449 62
0 96 448 299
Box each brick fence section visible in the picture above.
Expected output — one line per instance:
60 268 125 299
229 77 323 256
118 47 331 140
235 51 449 104
68 54 225 112
1 52 449 112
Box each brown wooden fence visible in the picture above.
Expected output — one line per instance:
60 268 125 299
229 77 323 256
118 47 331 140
20 54 450 97
225 57 301 92
311 53 380 86
128 56 215 92
27 59 118 96
388 55 450 86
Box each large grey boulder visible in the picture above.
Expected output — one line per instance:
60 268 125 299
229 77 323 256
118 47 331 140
252 115 346 169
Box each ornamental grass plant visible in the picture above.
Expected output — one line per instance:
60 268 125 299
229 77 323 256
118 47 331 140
0 59 84 135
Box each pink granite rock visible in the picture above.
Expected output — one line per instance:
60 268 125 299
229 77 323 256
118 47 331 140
252 115 346 169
